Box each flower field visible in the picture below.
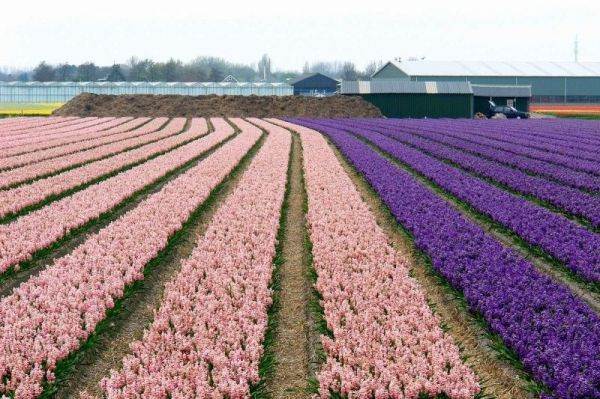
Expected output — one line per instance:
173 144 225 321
530 104 600 118
0 116 598 399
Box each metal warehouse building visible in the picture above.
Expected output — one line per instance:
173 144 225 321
371 60 600 103
341 80 531 118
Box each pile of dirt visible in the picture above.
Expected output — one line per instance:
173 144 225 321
52 93 383 118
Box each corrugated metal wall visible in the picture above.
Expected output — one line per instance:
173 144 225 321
405 75 600 102
359 93 473 118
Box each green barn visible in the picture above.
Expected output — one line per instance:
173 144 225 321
341 81 474 118
340 80 531 118
341 81 532 118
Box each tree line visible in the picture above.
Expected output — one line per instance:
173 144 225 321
0 55 382 83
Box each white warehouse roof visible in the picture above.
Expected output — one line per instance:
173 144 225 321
375 60 600 77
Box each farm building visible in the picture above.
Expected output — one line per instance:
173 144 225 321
371 60 600 104
341 80 532 118
289 73 339 96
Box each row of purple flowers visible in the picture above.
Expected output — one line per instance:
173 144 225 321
309 118 600 283
385 119 600 176
343 119 600 227
464 118 600 146
391 119 600 164
289 118 600 399
378 119 600 191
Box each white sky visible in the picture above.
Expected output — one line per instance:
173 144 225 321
1 0 599 71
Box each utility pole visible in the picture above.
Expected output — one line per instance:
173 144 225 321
574 35 579 62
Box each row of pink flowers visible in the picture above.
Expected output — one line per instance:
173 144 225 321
97 118 289 399
0 116 81 136
0 118 180 188
0 117 78 135
0 117 43 131
0 118 234 274
0 117 144 162
0 118 261 398
272 119 480 399
0 117 151 169
0 118 213 218
0 117 112 150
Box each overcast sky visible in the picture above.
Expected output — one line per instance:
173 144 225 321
1 0 599 71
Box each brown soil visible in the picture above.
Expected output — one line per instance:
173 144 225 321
52 93 382 118
266 131 311 399
326 140 534 399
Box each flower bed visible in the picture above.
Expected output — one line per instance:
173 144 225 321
0 118 233 274
99 118 289 398
0 117 149 166
0 118 184 188
290 118 600 399
0 118 261 398
0 118 214 218
310 119 600 283
276 119 480 399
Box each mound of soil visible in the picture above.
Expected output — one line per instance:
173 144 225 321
52 93 382 118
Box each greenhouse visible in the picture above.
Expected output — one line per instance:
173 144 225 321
0 81 293 103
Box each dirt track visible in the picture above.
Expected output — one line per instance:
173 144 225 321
52 93 383 118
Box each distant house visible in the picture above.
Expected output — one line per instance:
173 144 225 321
290 73 339 96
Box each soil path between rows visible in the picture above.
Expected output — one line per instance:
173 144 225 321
267 132 311 399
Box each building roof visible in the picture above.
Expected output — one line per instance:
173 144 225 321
289 72 338 85
471 84 532 97
374 60 600 77
341 80 472 95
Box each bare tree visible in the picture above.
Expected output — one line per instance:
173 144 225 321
363 61 382 78
340 62 358 81
257 54 272 81
162 58 182 81
302 62 310 74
